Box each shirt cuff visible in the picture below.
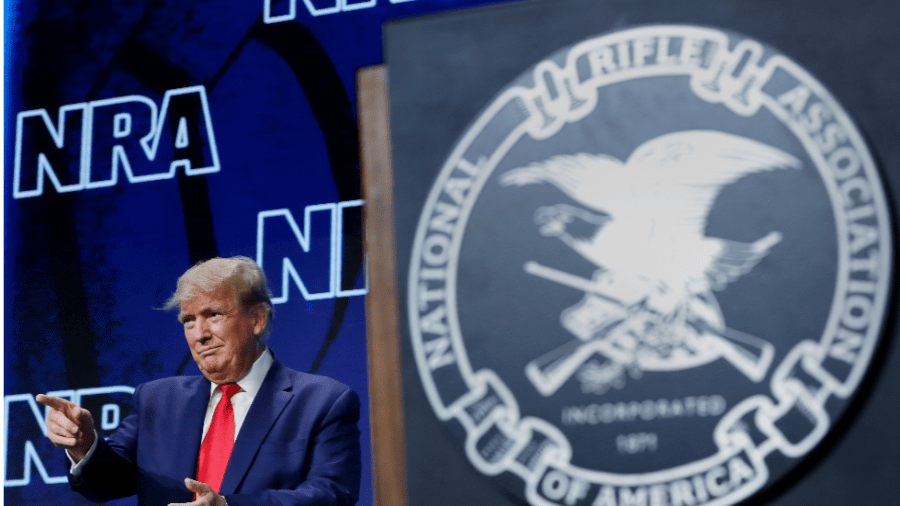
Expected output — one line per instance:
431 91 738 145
67 430 99 476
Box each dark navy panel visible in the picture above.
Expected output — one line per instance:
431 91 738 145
388 1 899 506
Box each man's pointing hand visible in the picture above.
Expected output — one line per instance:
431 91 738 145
35 394 96 462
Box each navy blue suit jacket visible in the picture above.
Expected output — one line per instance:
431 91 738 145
69 357 361 506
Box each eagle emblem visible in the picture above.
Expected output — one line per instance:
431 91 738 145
501 130 800 396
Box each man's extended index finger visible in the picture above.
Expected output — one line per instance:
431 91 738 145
35 394 75 416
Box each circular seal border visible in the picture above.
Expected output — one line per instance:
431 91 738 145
408 24 893 506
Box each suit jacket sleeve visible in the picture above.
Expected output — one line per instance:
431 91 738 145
223 385 362 506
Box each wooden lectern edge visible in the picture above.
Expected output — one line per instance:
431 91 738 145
357 64 408 506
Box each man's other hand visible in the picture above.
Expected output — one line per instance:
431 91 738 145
168 478 227 506
35 394 97 462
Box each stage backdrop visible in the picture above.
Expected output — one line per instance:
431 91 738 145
2 1 513 505
387 1 898 505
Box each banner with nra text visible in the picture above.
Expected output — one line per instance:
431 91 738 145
3 1 510 505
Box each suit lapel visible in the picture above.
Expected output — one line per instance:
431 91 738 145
174 377 212 487
219 359 293 494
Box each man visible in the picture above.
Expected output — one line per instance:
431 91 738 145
37 256 361 506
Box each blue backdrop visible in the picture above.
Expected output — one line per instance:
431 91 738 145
2 1 512 505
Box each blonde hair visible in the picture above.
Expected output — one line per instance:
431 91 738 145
164 256 273 338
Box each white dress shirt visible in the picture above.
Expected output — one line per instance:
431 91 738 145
202 347 273 441
70 348 274 475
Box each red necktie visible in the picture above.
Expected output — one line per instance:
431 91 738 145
197 384 241 493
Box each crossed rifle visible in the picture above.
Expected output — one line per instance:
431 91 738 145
522 261 775 397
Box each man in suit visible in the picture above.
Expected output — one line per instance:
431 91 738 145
37 256 361 506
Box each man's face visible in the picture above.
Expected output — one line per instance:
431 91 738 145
179 284 266 384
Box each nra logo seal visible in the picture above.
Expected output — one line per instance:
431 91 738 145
408 25 892 506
